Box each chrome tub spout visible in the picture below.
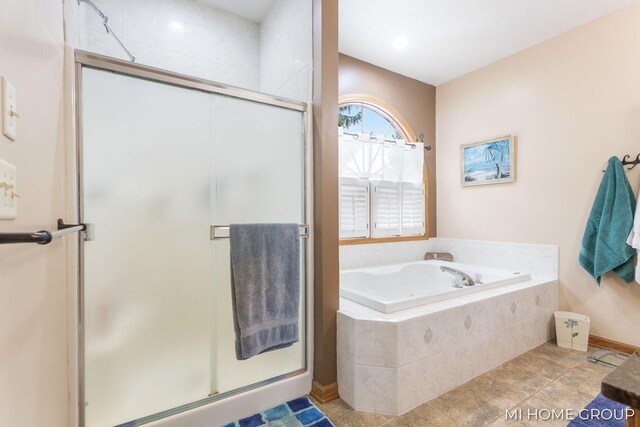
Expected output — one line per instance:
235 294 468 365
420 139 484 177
440 265 476 287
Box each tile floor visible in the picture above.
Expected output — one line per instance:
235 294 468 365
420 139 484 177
312 341 615 426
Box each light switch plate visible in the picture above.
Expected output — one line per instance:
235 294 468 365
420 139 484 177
0 158 17 219
2 76 17 141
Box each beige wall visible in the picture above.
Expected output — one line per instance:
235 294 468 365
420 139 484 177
436 4 640 346
0 1 69 426
339 54 437 236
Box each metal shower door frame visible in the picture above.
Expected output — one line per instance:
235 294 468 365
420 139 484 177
73 50 314 427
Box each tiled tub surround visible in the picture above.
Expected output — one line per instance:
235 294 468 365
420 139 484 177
337 278 558 415
339 238 559 280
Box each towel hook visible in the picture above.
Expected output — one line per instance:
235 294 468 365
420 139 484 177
624 153 640 171
602 153 640 172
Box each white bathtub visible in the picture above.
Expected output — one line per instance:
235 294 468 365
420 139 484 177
340 260 531 313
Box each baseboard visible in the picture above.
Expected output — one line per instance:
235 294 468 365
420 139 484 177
309 380 339 404
589 335 638 354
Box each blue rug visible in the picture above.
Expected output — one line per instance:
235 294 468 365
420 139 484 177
567 394 628 426
222 396 335 427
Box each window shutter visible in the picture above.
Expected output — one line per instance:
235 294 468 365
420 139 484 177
400 182 425 235
339 177 370 238
371 181 401 237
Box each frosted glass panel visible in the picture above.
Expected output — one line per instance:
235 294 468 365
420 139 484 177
81 68 306 426
82 68 214 426
210 95 305 393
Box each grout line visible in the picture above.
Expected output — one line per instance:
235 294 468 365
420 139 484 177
377 417 393 426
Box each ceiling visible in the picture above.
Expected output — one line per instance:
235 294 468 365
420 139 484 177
339 0 639 85
199 0 275 22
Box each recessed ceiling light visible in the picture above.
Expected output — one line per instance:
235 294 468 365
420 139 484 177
392 37 409 49
169 21 185 33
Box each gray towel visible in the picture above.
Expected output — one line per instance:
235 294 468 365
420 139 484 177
230 223 301 360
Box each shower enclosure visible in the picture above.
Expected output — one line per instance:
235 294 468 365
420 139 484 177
73 51 312 427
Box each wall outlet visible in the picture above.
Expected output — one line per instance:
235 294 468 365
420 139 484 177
0 158 17 219
2 76 18 141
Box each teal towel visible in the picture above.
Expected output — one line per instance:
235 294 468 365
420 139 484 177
579 156 636 284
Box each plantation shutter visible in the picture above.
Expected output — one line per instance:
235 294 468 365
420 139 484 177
371 181 401 237
339 177 370 238
401 182 426 235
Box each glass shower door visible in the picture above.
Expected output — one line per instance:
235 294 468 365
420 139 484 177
81 68 214 427
80 66 307 427
209 94 306 394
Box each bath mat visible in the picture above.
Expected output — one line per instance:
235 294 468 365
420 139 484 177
221 396 335 427
567 394 627 426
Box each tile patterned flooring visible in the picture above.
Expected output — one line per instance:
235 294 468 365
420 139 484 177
312 341 614 426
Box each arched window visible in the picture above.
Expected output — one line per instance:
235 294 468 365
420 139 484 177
338 97 427 243
339 102 408 140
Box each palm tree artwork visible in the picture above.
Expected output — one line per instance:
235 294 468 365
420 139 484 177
461 136 514 186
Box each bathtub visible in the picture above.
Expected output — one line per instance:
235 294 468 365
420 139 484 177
340 260 531 313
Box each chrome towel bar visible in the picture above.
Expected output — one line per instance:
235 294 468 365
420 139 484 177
0 219 87 245
210 224 310 240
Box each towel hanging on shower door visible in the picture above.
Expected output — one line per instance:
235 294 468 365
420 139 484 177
229 223 301 360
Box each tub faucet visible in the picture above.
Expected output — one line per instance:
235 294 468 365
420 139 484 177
440 266 476 287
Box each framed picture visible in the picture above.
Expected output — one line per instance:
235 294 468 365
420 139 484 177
461 135 515 187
